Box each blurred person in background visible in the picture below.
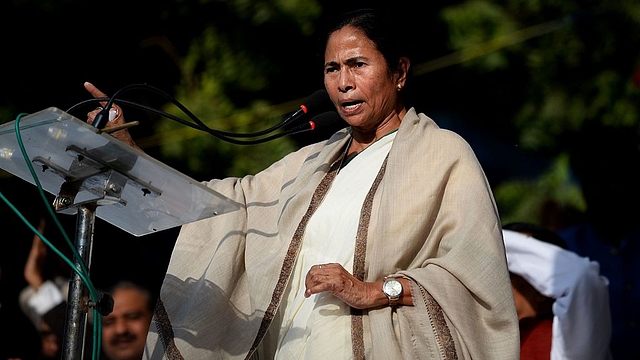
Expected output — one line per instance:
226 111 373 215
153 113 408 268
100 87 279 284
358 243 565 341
19 217 68 360
100 281 154 360
557 125 640 359
18 217 155 360
504 222 611 360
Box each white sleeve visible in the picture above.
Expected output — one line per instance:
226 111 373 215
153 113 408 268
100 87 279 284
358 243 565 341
25 280 65 316
502 229 612 360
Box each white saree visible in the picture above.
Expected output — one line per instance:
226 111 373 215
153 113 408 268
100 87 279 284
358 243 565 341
265 131 396 360
145 108 520 359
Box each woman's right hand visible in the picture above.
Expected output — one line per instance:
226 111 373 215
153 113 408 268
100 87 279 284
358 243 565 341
84 82 140 149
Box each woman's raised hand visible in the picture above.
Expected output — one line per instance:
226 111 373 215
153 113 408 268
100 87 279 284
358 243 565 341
84 82 140 149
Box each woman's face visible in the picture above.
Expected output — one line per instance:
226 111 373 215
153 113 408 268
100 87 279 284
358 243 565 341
324 26 402 133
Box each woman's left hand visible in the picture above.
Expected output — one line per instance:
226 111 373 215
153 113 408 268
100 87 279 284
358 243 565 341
304 263 385 309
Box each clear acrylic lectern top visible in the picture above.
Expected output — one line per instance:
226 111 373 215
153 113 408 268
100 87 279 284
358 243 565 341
0 107 241 236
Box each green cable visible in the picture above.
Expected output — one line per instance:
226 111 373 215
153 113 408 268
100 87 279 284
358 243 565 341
7 112 103 359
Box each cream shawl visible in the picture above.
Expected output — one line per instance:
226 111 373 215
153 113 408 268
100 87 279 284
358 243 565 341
145 108 520 359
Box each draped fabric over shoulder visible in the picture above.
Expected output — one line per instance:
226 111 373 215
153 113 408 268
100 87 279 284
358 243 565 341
145 108 520 360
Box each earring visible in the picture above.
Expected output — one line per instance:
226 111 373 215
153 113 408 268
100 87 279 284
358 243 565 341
397 84 402 91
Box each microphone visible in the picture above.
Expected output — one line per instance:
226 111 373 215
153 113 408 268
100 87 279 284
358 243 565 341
206 88 334 139
92 108 111 130
235 111 344 145
282 89 333 126
285 111 344 135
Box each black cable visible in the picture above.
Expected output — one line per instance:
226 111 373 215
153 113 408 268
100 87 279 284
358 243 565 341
67 83 332 144
67 98 203 131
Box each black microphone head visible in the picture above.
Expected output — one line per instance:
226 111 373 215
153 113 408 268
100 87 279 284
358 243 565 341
309 111 345 130
301 89 333 116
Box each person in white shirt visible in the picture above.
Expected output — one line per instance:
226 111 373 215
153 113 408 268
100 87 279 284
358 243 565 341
503 223 612 360
18 217 68 360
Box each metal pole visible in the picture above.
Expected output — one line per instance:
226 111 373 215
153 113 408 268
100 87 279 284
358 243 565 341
61 204 96 360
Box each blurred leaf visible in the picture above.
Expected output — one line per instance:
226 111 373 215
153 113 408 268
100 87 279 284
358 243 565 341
441 0 640 226
494 154 585 228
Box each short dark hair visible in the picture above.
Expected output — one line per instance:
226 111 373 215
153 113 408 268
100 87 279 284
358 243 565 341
327 8 411 72
107 280 155 312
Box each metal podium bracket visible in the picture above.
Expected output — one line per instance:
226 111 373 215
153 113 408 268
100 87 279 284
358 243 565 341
32 145 161 215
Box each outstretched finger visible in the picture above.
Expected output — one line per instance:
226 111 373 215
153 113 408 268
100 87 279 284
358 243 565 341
84 81 107 98
84 81 111 107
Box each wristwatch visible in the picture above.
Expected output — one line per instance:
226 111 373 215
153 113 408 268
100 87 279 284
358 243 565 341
382 277 403 307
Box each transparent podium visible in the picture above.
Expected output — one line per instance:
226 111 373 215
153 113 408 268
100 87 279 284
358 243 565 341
0 107 241 359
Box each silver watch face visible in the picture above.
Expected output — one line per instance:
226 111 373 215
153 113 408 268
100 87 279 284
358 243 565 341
383 279 402 298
